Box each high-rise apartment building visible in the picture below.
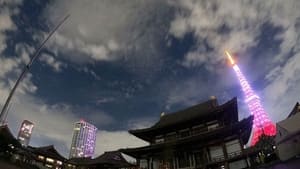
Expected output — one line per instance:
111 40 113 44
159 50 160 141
17 120 34 147
69 120 97 158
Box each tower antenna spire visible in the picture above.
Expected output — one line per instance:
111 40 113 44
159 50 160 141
0 15 70 125
225 50 276 145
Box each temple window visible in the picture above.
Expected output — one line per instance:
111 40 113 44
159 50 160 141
38 155 45 160
57 160 62 165
207 121 219 130
209 145 224 161
229 159 248 169
177 153 190 168
179 129 190 138
165 132 177 142
45 164 53 168
192 124 207 135
225 139 241 158
155 135 164 144
46 157 54 163
194 150 206 167
139 159 148 169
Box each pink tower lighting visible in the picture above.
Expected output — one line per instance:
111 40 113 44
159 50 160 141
225 51 276 146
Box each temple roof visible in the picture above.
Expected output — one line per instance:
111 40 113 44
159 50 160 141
122 116 253 158
287 102 300 118
130 97 238 142
68 151 134 168
67 157 93 165
91 151 134 167
153 98 218 128
28 145 66 161
0 125 21 148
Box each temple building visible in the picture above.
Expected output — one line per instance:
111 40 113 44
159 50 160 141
28 145 66 169
121 97 257 169
276 102 300 161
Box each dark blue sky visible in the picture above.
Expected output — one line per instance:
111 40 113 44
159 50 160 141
1 0 299 156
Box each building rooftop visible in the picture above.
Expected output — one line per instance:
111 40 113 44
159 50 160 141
0 125 21 148
28 145 66 161
68 151 134 168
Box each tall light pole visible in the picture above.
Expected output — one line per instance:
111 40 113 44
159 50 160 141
0 15 70 125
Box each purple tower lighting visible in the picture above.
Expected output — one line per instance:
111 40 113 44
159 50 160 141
225 51 276 146
69 120 97 158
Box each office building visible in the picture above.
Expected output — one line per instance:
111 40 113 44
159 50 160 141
69 120 97 158
17 120 34 147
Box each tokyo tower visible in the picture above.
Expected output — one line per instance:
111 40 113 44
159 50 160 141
225 51 276 146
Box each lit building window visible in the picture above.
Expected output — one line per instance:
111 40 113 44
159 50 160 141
45 164 52 168
46 158 54 163
155 135 164 143
57 160 62 165
208 123 219 130
38 155 45 160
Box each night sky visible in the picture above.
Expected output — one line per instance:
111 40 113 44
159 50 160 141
0 0 300 157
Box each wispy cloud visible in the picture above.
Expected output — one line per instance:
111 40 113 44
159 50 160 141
43 0 171 72
39 53 66 72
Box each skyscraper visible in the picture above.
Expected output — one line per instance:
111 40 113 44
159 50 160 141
17 120 34 147
69 120 97 158
225 51 276 146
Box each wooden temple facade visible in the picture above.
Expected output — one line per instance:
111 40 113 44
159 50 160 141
122 97 257 169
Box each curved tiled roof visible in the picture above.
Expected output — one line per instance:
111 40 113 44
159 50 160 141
0 125 21 148
130 97 238 141
67 151 134 168
29 145 66 161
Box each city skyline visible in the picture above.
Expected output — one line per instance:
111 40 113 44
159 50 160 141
0 0 300 157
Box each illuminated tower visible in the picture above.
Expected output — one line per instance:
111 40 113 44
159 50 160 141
225 51 276 146
69 120 97 158
17 120 34 147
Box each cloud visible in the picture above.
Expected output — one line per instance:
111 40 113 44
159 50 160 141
0 1 155 158
43 0 171 70
168 0 300 122
80 67 101 81
39 53 66 72
127 117 157 130
95 130 148 156
0 51 145 158
169 0 299 68
264 52 300 122
95 97 115 105
4 86 147 157
0 0 21 53
169 0 262 68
